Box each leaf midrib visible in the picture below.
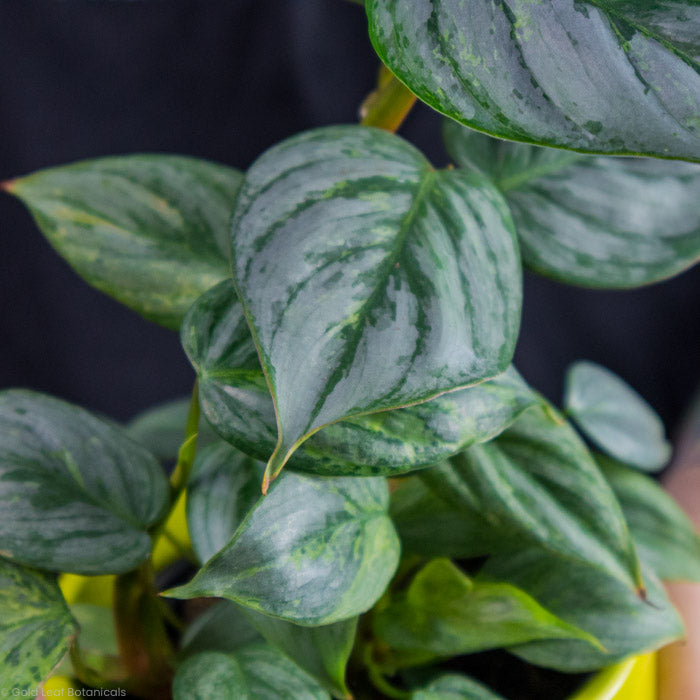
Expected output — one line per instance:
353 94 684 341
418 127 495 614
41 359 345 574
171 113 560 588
587 0 700 71
304 167 437 432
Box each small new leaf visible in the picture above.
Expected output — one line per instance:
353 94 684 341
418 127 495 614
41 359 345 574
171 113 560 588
565 361 671 472
373 559 601 666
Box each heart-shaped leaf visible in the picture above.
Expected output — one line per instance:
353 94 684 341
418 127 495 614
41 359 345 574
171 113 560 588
229 125 521 487
367 1 700 161
565 361 671 471
4 155 242 328
0 557 77 693
599 455 700 582
412 674 505 700
182 280 532 477
0 390 169 574
184 441 356 697
167 471 399 626
444 123 700 287
186 442 264 564
373 559 600 667
483 549 683 672
126 398 217 462
173 646 329 700
421 405 642 592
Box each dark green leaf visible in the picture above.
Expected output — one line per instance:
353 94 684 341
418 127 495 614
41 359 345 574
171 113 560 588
180 601 262 657
173 646 329 700
374 558 599 667
421 405 642 591
167 472 399 625
444 123 700 287
0 557 77 692
565 361 671 471
600 455 700 582
182 280 533 477
180 596 355 698
187 442 264 563
229 125 521 485
483 549 683 671
390 477 504 559
126 398 217 462
412 674 505 700
240 608 356 699
6 155 242 328
368 1 700 161
0 390 169 574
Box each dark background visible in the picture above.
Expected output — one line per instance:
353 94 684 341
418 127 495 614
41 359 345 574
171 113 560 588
1 1 699 442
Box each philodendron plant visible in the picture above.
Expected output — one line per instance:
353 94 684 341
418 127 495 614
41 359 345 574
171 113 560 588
2 2 700 699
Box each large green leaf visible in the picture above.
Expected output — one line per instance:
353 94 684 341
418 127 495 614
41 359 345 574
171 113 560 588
182 280 533 477
374 559 599 668
229 125 521 486
5 155 242 328
0 558 77 693
180 597 353 699
240 609 356 699
167 472 399 626
0 390 169 574
183 441 355 698
421 406 642 591
126 398 217 462
412 674 505 700
600 455 700 582
483 549 683 671
444 123 700 287
390 477 505 559
187 442 264 563
173 646 329 700
565 361 671 471
367 1 700 161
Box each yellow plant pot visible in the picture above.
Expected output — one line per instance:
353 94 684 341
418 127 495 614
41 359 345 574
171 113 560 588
570 653 656 700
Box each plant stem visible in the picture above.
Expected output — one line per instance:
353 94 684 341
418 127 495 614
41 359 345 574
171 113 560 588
169 379 200 494
360 66 417 133
113 562 175 698
364 644 411 700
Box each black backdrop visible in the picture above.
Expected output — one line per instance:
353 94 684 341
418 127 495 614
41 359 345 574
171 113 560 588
1 1 699 441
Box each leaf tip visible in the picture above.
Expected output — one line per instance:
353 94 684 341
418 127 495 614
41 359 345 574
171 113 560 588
0 178 16 193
